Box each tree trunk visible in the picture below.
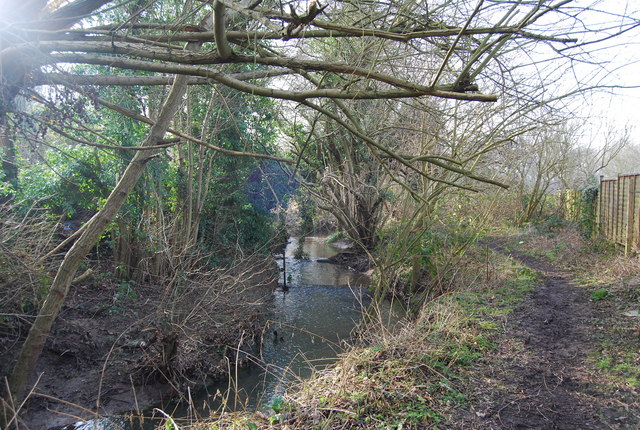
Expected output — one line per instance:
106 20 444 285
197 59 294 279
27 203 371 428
7 75 189 403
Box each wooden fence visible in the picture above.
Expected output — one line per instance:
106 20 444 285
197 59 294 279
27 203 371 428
597 173 640 254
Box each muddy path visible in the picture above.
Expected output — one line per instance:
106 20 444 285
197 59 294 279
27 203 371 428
460 239 639 429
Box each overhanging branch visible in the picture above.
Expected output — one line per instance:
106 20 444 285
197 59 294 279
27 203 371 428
29 69 293 86
46 53 498 102
92 96 293 163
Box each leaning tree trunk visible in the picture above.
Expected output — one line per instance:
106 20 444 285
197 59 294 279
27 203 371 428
7 75 189 403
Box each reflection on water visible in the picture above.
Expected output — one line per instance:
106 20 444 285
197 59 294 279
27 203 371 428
230 284 372 408
61 237 402 428
282 237 370 287
179 236 383 413
197 236 376 411
286 236 339 259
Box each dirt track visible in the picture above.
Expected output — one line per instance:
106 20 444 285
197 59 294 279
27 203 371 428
461 241 640 429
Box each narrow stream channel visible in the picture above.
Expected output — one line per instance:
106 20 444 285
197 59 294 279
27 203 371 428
61 237 401 429
228 236 374 409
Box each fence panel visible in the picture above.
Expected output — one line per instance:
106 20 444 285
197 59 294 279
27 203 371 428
597 173 640 254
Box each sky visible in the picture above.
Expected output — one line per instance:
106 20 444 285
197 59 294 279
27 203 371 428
563 1 640 145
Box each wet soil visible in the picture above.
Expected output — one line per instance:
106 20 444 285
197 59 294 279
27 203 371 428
458 239 640 429
327 251 372 273
1 258 277 429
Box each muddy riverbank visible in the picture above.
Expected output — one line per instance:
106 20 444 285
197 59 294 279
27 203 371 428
1 256 277 429
3 236 384 429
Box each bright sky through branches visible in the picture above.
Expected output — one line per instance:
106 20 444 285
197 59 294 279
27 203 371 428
501 0 640 147
566 0 640 143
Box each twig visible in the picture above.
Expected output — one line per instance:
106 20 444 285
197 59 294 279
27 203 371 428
154 408 179 429
4 374 44 429
38 225 86 263
129 374 141 425
490 394 536 418
96 325 136 413
316 407 356 415
33 389 99 418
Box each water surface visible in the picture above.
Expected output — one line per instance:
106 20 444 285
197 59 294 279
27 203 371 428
214 236 373 409
59 237 398 429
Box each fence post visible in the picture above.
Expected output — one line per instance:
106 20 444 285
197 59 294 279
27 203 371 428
596 175 603 238
636 175 640 252
615 175 621 243
626 177 636 255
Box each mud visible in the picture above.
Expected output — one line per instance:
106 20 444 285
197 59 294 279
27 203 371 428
327 251 372 273
459 240 640 429
1 258 277 429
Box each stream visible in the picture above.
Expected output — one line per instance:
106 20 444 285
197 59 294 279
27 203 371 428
61 237 401 429
227 236 375 409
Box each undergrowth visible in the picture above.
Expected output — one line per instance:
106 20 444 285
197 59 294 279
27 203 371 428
151 221 640 430
180 245 537 429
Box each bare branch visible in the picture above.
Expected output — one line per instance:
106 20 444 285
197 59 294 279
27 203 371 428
29 40 494 97
213 0 232 59
29 69 293 86
47 53 498 102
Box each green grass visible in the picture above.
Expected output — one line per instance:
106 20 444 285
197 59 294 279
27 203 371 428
455 265 536 319
477 321 499 331
591 346 640 388
590 288 611 301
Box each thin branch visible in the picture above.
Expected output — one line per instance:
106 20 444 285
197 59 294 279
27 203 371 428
25 112 179 151
44 24 577 44
301 100 506 190
430 0 484 88
29 69 293 86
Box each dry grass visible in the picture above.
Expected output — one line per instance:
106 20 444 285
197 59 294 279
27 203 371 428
0 201 58 314
590 254 640 287
0 201 60 387
284 300 484 427
513 222 640 292
177 245 529 430
515 223 590 267
181 300 486 430
128 254 277 390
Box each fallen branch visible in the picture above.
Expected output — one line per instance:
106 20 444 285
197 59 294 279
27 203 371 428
72 269 93 285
